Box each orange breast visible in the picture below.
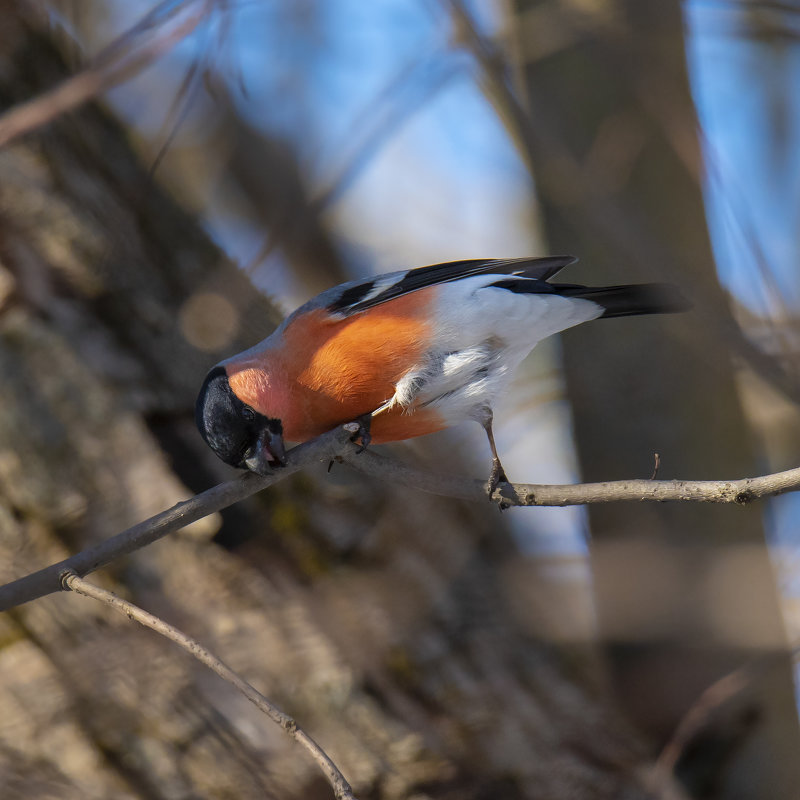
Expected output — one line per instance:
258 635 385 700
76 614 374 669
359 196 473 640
273 287 439 442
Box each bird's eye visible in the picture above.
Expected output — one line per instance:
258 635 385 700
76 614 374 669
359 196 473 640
242 406 256 421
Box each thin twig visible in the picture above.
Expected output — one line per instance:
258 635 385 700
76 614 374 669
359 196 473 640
650 452 661 480
345 447 800 507
243 53 459 277
2 422 800 612
0 424 358 611
62 572 357 800
652 661 756 791
0 0 215 148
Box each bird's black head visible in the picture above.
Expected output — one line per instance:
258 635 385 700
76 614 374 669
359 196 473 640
195 366 286 473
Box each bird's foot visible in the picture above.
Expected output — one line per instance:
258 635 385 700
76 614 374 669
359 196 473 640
487 457 508 495
487 458 511 510
350 413 372 454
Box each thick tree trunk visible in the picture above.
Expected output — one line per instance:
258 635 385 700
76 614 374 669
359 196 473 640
511 1 800 797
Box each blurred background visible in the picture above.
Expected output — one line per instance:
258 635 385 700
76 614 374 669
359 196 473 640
0 0 799 797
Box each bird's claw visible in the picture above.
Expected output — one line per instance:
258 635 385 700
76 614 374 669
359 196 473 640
487 458 511 510
487 457 507 494
350 414 372 454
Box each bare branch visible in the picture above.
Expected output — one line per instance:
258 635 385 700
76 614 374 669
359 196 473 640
1 422 799 612
0 425 358 611
346 448 800 506
0 0 215 148
62 572 358 800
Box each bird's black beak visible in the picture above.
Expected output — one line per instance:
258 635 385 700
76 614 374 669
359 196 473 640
245 427 287 474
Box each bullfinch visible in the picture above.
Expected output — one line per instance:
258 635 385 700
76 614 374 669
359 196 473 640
195 256 688 490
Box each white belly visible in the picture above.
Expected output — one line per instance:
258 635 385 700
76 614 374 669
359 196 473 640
381 276 604 425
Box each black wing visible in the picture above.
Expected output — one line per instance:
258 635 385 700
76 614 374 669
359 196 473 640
326 255 577 315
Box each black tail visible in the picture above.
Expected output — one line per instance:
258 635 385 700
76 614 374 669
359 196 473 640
548 282 691 318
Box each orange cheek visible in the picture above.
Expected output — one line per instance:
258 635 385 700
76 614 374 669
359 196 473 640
227 367 272 411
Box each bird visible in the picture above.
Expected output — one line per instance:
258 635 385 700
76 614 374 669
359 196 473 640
195 256 688 493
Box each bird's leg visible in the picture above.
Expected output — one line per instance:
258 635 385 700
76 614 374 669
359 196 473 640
351 413 372 454
481 412 508 497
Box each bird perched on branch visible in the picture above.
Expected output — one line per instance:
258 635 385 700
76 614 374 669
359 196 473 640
196 256 688 492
